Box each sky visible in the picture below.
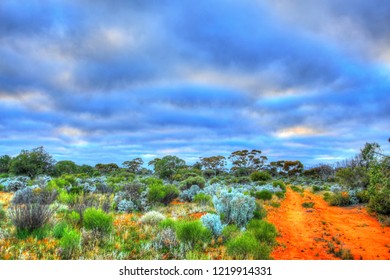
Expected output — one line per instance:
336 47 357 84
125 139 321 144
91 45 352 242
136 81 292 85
0 0 389 167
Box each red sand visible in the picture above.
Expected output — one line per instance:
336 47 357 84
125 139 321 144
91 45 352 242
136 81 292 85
266 188 390 260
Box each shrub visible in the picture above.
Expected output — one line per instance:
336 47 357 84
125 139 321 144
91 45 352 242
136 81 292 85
83 208 113 234
148 184 179 205
328 192 350 206
193 193 212 205
213 189 256 228
290 185 304 193
227 232 272 260
175 220 211 248
200 213 224 237
67 211 81 227
250 171 272 182
246 219 277 246
0 203 6 224
356 190 370 203
117 199 136 213
152 228 178 251
140 211 166 225
209 177 220 185
312 185 322 192
179 185 201 202
221 224 240 242
53 222 69 239
275 191 285 199
302 202 315 208
368 187 390 215
11 187 57 205
253 202 267 219
60 228 81 259
273 180 286 191
8 204 54 232
255 190 273 200
180 176 206 190
158 218 176 230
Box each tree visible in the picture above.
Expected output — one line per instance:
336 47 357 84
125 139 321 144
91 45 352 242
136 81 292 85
229 149 268 175
0 155 11 173
149 155 186 181
200 155 227 175
94 163 119 174
54 160 79 176
122 158 144 174
9 146 55 178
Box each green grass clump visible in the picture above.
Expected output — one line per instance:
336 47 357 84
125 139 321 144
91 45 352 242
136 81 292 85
175 220 211 248
273 180 286 192
290 185 304 193
246 219 277 246
302 202 315 208
83 208 113 234
52 221 69 239
227 232 272 260
60 228 81 259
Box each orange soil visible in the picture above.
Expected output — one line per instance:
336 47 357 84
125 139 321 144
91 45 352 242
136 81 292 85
266 188 390 260
189 212 207 219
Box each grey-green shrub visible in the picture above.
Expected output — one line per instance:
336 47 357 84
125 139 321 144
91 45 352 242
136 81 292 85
140 211 166 225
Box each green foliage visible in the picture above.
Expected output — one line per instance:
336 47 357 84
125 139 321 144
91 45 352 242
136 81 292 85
250 171 272 182
327 192 350 206
253 202 267 219
221 224 240 242
226 232 272 260
179 176 206 190
53 222 69 239
275 191 285 199
158 218 177 230
60 228 81 259
290 185 303 193
356 190 370 203
150 156 186 181
368 187 390 215
273 180 286 191
246 219 277 246
67 211 81 227
312 185 322 192
54 160 79 177
0 155 11 174
83 208 113 234
336 167 369 189
0 203 6 224
193 193 212 205
255 190 273 200
148 184 179 205
9 146 55 178
175 220 211 248
302 202 315 208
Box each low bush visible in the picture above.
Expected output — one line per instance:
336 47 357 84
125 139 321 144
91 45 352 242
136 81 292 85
148 184 179 205
273 180 286 192
368 187 390 215
327 192 350 207
255 190 273 201
200 213 224 237
275 191 285 199
253 202 267 219
60 228 81 259
312 185 322 193
8 204 54 233
175 220 211 248
83 208 113 234
302 202 315 208
158 218 176 230
0 203 6 224
356 190 370 204
250 171 272 182
140 211 166 225
213 189 256 228
290 185 303 193
179 185 201 202
193 193 212 205
221 224 240 242
227 232 272 260
180 176 206 190
53 222 69 239
246 219 277 246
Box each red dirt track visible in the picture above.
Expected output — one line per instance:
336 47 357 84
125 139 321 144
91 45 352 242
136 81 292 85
266 188 390 260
